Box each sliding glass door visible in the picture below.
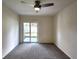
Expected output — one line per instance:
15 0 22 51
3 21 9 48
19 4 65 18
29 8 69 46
23 22 38 43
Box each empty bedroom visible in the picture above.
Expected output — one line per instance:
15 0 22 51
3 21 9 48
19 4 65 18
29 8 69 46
2 0 77 59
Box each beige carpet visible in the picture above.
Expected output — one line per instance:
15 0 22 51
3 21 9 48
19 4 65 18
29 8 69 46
4 43 70 59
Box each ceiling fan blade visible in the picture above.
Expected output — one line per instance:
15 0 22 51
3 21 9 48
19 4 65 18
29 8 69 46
20 0 34 7
41 3 54 7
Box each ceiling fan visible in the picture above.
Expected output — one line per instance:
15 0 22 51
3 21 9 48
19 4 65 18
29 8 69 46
21 0 54 12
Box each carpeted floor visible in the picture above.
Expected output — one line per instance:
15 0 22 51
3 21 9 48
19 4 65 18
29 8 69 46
4 43 70 59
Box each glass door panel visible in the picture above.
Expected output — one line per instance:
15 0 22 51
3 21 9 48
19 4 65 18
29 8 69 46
24 37 30 42
31 23 37 42
31 37 37 42
23 23 30 42
24 23 30 32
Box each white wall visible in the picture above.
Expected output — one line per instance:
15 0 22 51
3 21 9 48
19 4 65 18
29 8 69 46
2 4 19 58
54 2 77 59
19 16 55 43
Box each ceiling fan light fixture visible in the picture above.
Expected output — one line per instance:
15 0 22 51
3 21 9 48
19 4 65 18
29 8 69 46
34 7 40 12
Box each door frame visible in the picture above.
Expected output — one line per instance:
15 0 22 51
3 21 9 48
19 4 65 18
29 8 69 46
23 22 38 43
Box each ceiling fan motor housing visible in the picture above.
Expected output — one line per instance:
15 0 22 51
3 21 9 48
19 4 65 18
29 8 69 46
34 0 41 8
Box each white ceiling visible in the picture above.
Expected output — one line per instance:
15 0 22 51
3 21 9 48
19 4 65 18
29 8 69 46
2 0 76 16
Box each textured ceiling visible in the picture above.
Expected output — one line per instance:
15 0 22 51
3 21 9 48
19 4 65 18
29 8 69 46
2 0 76 16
